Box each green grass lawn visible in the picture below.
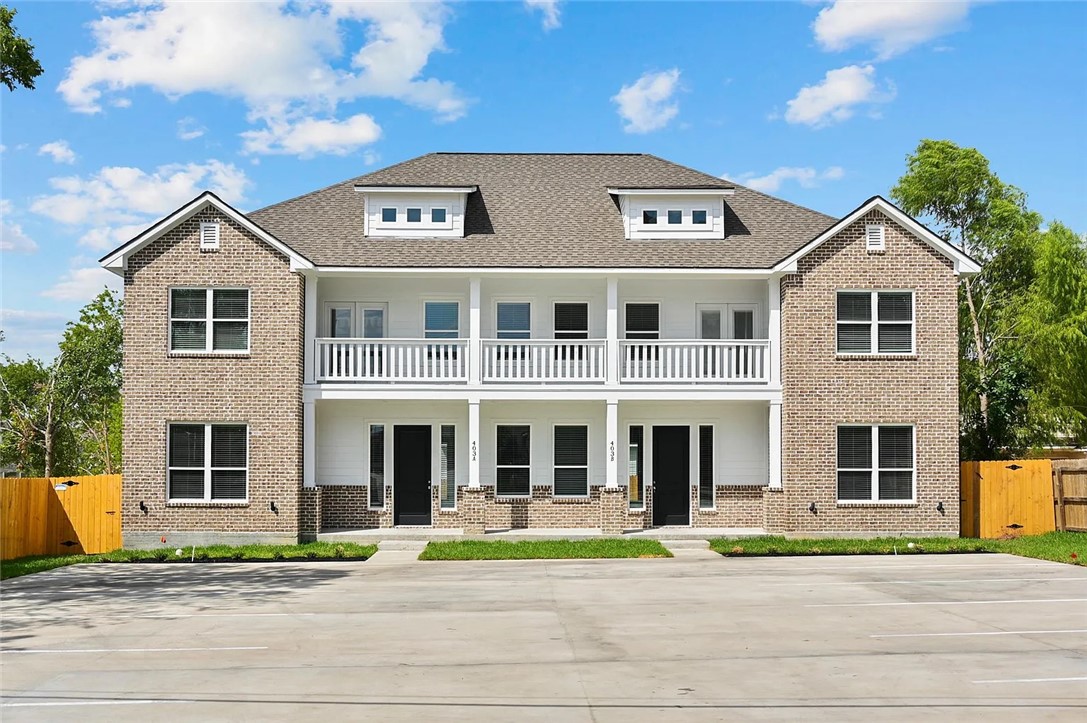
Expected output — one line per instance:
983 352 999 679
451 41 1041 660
710 532 1085 566
1 541 378 581
419 538 672 560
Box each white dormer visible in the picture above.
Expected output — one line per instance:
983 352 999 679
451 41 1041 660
607 188 734 240
355 186 476 239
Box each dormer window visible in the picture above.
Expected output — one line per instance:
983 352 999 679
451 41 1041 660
642 210 657 224
692 210 707 225
407 208 422 222
356 184 475 239
667 210 682 224
381 208 396 222
431 208 447 223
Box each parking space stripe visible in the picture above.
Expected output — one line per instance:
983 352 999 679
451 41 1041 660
1 646 267 654
809 598 1087 607
973 676 1087 684
871 629 1087 638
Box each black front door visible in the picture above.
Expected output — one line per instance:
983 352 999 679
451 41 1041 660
394 425 431 526
653 426 690 526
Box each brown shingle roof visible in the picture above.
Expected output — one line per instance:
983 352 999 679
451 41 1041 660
247 152 836 268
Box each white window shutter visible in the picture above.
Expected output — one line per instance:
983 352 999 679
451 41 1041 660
865 224 885 251
200 222 221 251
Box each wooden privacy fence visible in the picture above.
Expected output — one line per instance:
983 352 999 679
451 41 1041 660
960 460 1056 538
1053 461 1087 532
1 475 121 559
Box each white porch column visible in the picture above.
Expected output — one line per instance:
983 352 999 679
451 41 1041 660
469 276 481 385
605 276 618 385
768 401 782 489
768 274 781 386
303 400 316 488
468 399 481 487
605 399 619 488
304 272 317 384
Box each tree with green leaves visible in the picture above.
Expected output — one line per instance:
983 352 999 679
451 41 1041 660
892 139 1042 458
0 290 123 476
1019 223 1087 444
1 5 44 91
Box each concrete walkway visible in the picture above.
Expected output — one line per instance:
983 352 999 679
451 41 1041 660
318 526 766 543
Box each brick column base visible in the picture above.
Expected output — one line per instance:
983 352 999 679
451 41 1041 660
298 487 322 541
460 487 486 534
599 487 626 534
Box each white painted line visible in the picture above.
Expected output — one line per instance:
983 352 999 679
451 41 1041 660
1 646 267 655
760 561 1058 572
872 629 1087 638
973 676 1087 684
773 574 1087 587
1 699 194 708
809 598 1087 608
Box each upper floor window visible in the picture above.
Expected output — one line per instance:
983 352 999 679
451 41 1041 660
168 423 247 502
625 303 659 340
642 210 658 225
692 210 707 225
431 208 447 223
497 302 531 339
425 301 459 339
836 291 913 355
406 207 422 222
381 207 397 222
667 210 682 224
837 425 914 502
170 288 249 353
554 302 588 340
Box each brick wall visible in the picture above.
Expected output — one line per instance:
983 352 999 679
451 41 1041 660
778 209 960 535
122 206 304 542
692 486 765 528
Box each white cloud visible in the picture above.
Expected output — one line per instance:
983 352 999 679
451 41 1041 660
57 1 466 156
1 200 39 253
612 69 681 134
240 113 382 157
42 264 122 302
784 64 895 127
525 0 561 31
727 166 845 193
0 309 72 361
814 1 974 59
38 140 77 164
31 160 250 227
177 117 206 141
78 223 153 252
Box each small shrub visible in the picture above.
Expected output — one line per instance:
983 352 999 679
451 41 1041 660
273 551 285 561
334 545 346 559
730 546 744 555
305 550 318 559
810 547 822 555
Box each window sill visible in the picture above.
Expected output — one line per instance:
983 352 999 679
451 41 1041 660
438 507 458 513
835 353 917 361
169 351 251 359
166 501 249 508
628 507 646 513
552 496 593 503
836 501 918 508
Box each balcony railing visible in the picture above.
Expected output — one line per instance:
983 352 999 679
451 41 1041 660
620 340 770 383
481 339 606 383
316 338 467 382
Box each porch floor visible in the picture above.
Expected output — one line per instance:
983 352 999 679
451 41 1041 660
316 526 767 543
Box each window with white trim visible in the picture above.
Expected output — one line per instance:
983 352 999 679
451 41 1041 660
554 425 588 497
440 425 456 509
170 288 249 352
407 207 422 222
625 303 659 340
496 425 530 497
667 210 682 224
698 425 714 509
628 426 644 510
837 425 914 502
168 423 247 501
554 302 588 340
369 424 385 508
381 207 397 223
424 301 459 339
497 302 531 340
692 209 707 225
836 291 913 354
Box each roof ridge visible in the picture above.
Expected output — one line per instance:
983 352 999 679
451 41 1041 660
432 151 647 156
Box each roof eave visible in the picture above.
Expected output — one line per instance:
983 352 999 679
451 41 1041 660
606 187 735 196
353 185 478 194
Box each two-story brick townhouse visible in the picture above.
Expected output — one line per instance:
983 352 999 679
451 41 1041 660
100 153 979 547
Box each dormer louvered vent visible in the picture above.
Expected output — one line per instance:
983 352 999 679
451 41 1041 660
200 222 220 252
865 224 885 252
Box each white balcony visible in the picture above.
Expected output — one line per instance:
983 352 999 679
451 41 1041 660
316 338 467 383
481 339 606 383
620 340 770 383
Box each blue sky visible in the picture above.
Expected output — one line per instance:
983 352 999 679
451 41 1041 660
2 0 1084 360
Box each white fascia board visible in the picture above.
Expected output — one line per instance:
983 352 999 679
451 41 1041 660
354 186 477 194
607 188 735 196
99 192 313 273
773 196 981 276
311 266 775 279
304 385 783 403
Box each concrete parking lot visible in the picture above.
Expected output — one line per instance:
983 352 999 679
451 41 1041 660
2 552 1086 721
